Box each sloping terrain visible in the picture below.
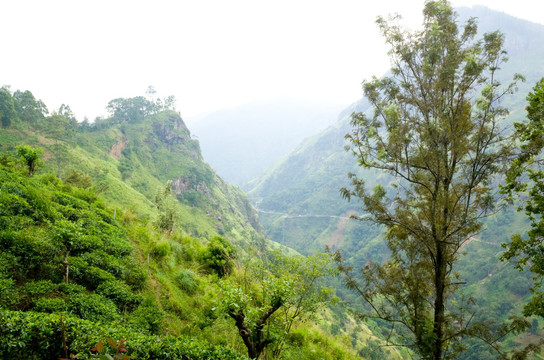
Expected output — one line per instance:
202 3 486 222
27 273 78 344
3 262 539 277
190 97 345 185
245 8 544 357
247 6 544 259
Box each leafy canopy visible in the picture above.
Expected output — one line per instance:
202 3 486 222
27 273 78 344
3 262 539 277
502 77 544 319
218 250 337 359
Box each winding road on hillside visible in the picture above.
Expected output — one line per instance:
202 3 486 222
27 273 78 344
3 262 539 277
254 208 365 220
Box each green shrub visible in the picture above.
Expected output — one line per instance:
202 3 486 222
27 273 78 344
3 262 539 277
78 266 117 289
120 259 147 290
33 297 67 313
152 240 171 258
199 235 235 277
0 278 17 308
22 280 58 297
57 282 86 295
0 252 17 277
67 293 120 322
129 302 164 334
0 310 247 359
175 268 198 295
96 279 142 310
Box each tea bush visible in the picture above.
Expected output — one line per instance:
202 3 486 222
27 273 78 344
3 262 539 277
0 310 247 360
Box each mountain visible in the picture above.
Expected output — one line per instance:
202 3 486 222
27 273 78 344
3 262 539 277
245 7 544 357
246 99 386 260
247 5 544 258
1 107 265 246
0 101 268 358
189 97 346 186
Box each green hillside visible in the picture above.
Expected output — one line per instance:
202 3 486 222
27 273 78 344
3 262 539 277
247 6 544 259
0 92 368 359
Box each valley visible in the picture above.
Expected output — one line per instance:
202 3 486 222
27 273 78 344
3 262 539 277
1 3 544 360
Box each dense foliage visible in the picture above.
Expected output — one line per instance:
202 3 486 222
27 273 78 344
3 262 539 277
503 77 544 319
0 310 246 360
0 161 148 322
0 86 361 359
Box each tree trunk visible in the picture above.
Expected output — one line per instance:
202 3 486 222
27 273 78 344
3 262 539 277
229 309 258 359
63 251 70 284
229 298 283 359
433 244 446 360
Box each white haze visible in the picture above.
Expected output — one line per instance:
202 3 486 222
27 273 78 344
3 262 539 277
0 0 540 124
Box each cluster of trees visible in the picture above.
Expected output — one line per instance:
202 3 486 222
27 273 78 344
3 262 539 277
0 85 177 132
105 86 176 125
0 87 50 128
340 1 544 359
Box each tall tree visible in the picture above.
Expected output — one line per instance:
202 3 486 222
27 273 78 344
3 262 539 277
340 1 523 358
502 78 544 318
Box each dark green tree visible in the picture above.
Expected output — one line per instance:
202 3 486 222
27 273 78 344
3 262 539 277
106 96 152 123
13 89 48 124
340 1 524 359
0 87 17 127
502 78 544 318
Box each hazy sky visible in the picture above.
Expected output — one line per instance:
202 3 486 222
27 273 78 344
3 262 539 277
1 0 541 123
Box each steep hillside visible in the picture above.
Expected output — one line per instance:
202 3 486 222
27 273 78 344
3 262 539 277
246 100 390 261
0 93 373 359
85 111 265 245
189 97 345 185
246 8 544 357
247 6 544 258
1 107 264 247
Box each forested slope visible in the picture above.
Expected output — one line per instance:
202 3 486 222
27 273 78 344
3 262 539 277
0 90 369 359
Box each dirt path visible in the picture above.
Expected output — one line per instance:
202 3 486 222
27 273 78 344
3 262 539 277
109 137 127 160
460 236 501 251
327 210 356 249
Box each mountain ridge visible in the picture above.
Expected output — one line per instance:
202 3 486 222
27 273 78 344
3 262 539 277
190 97 346 185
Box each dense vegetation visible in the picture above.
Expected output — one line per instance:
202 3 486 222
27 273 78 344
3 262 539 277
0 86 365 359
2 2 544 359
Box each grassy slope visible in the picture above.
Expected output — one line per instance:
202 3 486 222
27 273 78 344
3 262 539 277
1 109 372 359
